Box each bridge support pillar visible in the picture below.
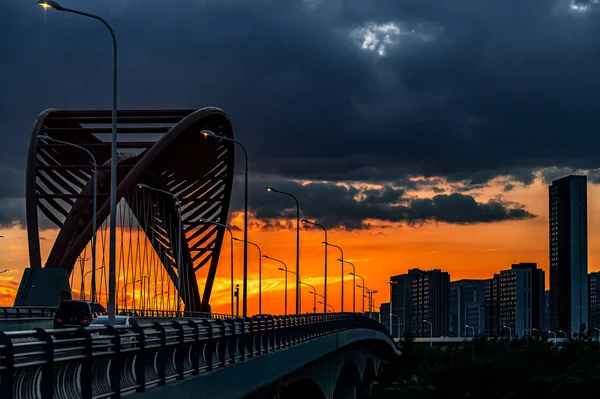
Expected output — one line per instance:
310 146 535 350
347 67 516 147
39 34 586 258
13 268 71 307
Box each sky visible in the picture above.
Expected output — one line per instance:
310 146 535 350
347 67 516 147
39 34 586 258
1 0 600 314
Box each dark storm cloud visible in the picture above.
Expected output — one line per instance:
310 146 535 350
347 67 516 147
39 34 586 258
230 177 535 230
0 0 595 226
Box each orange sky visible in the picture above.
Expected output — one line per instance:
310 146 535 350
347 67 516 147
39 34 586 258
1 174 599 315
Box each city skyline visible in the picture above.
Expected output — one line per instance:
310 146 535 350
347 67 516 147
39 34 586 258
3 1 600 317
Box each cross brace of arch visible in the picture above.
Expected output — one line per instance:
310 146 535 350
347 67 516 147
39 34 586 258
25 107 236 312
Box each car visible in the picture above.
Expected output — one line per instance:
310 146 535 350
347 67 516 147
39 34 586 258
90 315 139 348
53 300 106 329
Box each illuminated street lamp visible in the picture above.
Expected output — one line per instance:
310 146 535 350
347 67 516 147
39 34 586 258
302 219 328 313
264 255 288 315
38 0 119 325
202 130 249 317
266 186 300 314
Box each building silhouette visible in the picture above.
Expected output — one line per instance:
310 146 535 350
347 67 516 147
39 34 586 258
589 272 600 334
484 274 502 336
390 268 450 337
499 263 545 337
449 280 485 337
549 175 588 335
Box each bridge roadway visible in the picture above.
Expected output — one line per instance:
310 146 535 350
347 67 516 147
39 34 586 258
0 313 400 399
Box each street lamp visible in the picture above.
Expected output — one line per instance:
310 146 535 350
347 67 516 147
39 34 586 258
139 184 184 314
338 259 356 312
264 255 288 315
83 266 105 301
121 279 141 309
422 319 433 347
301 282 317 313
38 134 99 302
309 290 325 313
38 0 119 325
153 291 169 309
302 220 328 313
385 280 398 336
324 242 343 311
233 238 263 314
549 330 557 346
0 270 9 274
595 328 600 342
466 324 475 338
559 329 567 338
199 218 235 317
202 130 249 317
503 325 512 340
266 186 300 314
351 273 365 312
319 301 334 313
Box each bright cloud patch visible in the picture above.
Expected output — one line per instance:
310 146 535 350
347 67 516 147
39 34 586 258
570 0 599 12
351 22 434 56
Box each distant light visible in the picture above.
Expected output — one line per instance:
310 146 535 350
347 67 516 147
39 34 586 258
37 0 64 11
265 187 273 192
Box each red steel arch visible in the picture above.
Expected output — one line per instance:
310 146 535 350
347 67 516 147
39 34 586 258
24 107 236 312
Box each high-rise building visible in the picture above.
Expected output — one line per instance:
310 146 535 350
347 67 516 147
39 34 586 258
391 268 450 337
499 263 545 337
589 272 600 334
449 280 485 337
549 175 588 335
484 274 501 337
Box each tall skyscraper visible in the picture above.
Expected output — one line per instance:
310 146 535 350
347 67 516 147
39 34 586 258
589 272 600 334
549 175 588 336
499 263 545 337
391 268 450 337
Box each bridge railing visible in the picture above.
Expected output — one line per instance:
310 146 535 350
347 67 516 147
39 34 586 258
0 312 390 399
0 307 56 319
116 308 232 319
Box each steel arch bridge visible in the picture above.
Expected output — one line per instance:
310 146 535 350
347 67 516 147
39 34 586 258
16 107 236 312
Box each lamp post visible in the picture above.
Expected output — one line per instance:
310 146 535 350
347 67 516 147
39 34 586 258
202 130 249 317
324 243 343 312
319 301 334 313
83 266 105 301
0 270 8 274
503 325 512 340
302 220 328 313
466 324 475 338
549 330 557 346
266 187 300 314
233 238 262 314
234 284 240 317
338 259 356 312
38 0 119 325
139 184 184 314
559 329 567 339
38 134 99 302
595 328 600 342
121 279 141 309
351 273 365 312
264 255 288 315
423 319 433 347
301 282 317 313
385 280 398 335
200 218 235 317
310 290 325 313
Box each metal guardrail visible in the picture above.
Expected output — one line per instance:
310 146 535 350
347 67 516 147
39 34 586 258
0 307 56 319
116 308 232 319
0 313 390 399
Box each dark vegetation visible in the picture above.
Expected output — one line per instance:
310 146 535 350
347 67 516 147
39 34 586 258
374 327 600 398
